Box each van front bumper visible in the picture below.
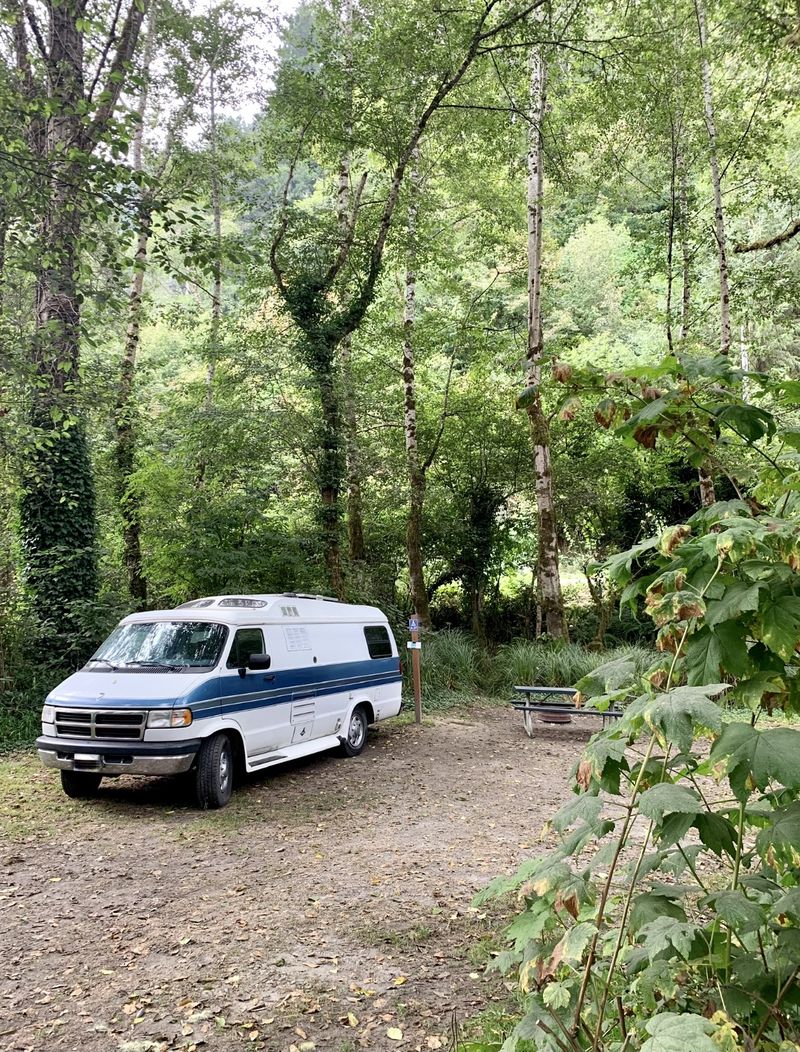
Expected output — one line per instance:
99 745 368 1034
36 735 201 776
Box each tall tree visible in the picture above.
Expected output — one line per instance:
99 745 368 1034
524 44 567 639
268 0 544 597
9 0 148 648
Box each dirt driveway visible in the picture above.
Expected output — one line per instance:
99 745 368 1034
0 705 597 1052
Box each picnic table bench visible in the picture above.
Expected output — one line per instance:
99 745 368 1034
512 685 624 738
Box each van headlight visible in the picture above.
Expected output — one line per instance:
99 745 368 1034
147 708 193 728
42 704 55 724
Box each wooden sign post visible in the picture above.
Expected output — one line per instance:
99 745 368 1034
408 616 422 724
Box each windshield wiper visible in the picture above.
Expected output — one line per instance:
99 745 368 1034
87 658 118 670
125 659 186 670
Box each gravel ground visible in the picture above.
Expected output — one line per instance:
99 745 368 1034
0 705 601 1052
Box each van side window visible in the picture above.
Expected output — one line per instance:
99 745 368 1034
364 625 392 659
227 628 265 669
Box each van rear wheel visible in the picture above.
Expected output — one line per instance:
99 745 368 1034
61 770 103 798
195 733 233 810
339 705 368 757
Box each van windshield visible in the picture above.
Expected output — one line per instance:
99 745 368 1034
87 621 228 671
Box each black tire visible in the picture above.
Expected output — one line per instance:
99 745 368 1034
195 733 234 810
339 705 369 757
60 770 103 799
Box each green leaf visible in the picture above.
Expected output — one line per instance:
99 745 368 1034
542 980 572 1010
712 621 751 678
708 890 765 934
684 628 721 685
515 386 537 411
714 403 775 442
640 1013 717 1052
574 656 636 698
694 812 737 858
756 802 800 867
760 593 800 660
506 903 551 950
630 891 687 934
624 685 726 752
639 783 702 821
705 580 762 626
707 724 800 802
639 917 698 961
547 794 603 834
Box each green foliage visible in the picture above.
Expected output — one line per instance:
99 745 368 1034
475 363 800 1050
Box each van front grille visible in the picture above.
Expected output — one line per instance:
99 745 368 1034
54 709 146 741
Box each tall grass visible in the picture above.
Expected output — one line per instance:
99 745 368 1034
407 630 656 708
487 640 655 695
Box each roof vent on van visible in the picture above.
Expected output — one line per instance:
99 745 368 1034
282 592 340 603
178 599 215 609
218 597 269 608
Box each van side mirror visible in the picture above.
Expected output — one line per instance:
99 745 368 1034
247 653 271 671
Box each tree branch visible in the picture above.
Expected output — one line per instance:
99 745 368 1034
734 216 800 253
269 120 312 295
87 0 125 103
83 0 148 150
22 1 48 62
341 0 545 336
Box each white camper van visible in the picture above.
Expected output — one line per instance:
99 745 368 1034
36 594 403 808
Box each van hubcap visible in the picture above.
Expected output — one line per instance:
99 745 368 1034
219 747 231 792
348 712 365 748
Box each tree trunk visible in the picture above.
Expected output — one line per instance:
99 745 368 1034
695 0 732 356
114 0 158 609
335 49 366 568
207 64 222 404
115 216 150 608
402 152 431 626
740 319 750 403
665 127 677 353
525 47 567 641
313 337 346 598
678 149 691 341
341 334 366 563
20 0 97 647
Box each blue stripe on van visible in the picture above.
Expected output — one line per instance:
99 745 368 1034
50 658 401 714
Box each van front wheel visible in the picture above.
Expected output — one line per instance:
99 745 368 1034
339 705 368 757
195 733 234 809
61 770 103 798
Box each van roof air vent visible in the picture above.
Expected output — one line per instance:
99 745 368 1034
218 597 269 608
177 599 215 609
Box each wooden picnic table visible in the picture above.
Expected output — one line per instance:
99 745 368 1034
512 685 623 738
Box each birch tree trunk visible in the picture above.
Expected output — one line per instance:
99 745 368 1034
678 149 692 341
341 334 366 563
695 0 732 356
336 46 367 567
525 47 567 640
402 151 431 627
207 64 222 409
114 0 158 609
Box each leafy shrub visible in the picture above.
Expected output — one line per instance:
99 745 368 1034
474 496 800 1051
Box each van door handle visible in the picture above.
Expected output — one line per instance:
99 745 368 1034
262 674 275 682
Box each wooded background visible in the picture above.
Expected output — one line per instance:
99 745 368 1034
1 0 798 702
